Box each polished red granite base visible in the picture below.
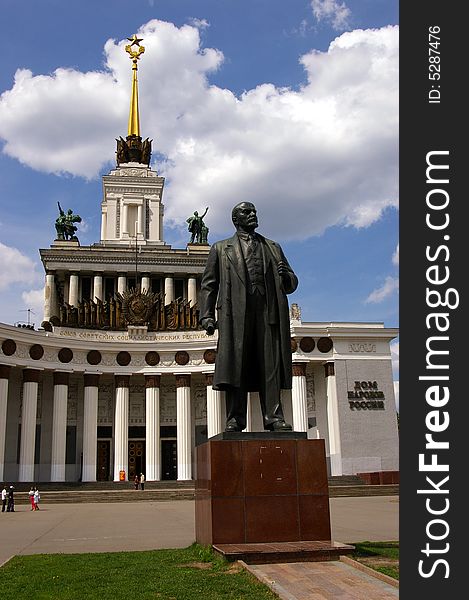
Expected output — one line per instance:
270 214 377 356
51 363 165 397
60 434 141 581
196 438 332 546
213 540 355 564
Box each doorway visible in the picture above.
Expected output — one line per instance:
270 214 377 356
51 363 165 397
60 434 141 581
97 440 110 481
161 440 177 480
128 440 145 480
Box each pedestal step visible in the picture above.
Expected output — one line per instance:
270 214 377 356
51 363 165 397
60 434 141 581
213 540 355 564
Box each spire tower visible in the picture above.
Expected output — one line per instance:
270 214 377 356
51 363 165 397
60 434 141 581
126 34 144 137
115 34 152 166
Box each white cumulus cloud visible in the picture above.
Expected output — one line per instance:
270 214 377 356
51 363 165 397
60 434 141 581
310 0 352 30
21 289 45 324
0 20 398 241
365 276 399 304
392 243 399 265
0 242 40 290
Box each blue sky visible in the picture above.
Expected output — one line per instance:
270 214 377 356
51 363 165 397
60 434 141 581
0 0 399 389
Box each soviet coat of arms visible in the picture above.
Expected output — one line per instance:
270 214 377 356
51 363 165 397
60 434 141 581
119 289 157 326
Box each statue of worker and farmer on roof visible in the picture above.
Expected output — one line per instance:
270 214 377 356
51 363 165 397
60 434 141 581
55 202 82 241
187 207 209 244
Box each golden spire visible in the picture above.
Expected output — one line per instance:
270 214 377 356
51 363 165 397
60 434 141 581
125 34 145 137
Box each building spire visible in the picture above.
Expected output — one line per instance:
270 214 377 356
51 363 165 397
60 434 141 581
116 35 152 166
125 34 145 137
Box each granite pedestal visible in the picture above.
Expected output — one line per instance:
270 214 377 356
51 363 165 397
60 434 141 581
195 434 333 549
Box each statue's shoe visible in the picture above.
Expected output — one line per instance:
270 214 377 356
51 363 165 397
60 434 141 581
267 420 293 432
225 422 243 432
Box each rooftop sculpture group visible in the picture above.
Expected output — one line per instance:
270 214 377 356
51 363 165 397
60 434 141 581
187 207 209 244
55 202 82 242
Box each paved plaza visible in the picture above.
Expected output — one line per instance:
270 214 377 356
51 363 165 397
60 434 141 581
0 496 398 567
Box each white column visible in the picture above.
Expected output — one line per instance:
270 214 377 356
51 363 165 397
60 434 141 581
244 393 253 432
44 272 57 322
19 370 40 482
325 362 343 476
101 210 107 240
122 202 129 235
117 275 127 294
141 276 151 293
50 372 69 482
113 375 129 481
205 374 223 438
292 363 308 432
176 374 191 480
93 274 103 302
137 204 143 236
82 373 99 482
145 375 161 481
0 366 11 482
165 277 174 303
188 277 197 306
69 273 79 306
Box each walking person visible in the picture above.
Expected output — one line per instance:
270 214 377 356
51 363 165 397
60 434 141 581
6 485 15 512
1 485 7 512
33 487 40 510
140 473 145 490
29 486 35 510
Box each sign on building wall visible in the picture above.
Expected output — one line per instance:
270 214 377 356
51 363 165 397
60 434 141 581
347 380 385 410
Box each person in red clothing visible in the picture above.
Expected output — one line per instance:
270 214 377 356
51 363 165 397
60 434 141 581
28 486 35 510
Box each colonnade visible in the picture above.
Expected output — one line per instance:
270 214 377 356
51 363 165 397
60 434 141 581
43 272 199 322
0 361 342 482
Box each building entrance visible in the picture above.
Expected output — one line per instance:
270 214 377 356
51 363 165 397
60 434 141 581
128 440 145 480
161 440 177 480
97 440 110 481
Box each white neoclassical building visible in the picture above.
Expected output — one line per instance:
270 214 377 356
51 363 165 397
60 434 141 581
0 36 399 485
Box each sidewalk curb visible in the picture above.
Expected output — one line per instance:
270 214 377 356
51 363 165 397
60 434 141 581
340 555 399 588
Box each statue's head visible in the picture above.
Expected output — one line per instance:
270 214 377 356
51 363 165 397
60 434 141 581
194 211 199 216
67 209 73 215
232 202 258 232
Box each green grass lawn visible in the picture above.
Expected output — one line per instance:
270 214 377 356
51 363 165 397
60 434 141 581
351 541 399 580
0 544 278 600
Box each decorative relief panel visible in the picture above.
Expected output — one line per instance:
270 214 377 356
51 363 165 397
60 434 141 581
193 380 207 423
129 384 145 424
67 380 78 422
44 349 57 362
15 345 28 359
160 380 176 424
98 383 114 424
306 372 316 413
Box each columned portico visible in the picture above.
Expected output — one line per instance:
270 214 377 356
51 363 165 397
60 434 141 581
325 362 342 476
19 369 41 482
114 375 130 481
145 374 161 481
82 373 100 482
0 365 10 482
176 374 191 480
50 371 69 482
292 363 308 432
